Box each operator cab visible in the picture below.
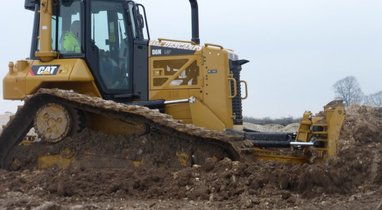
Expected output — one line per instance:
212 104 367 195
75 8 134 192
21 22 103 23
26 0 149 102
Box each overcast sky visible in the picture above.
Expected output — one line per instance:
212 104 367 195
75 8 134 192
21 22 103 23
0 0 381 117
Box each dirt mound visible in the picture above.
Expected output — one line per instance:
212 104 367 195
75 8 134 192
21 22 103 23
0 105 382 209
295 106 382 195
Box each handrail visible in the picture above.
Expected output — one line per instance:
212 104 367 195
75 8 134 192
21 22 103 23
158 38 196 45
240 80 248 99
204 43 224 49
228 77 237 99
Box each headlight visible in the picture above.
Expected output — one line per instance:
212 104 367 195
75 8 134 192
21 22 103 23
228 52 239 61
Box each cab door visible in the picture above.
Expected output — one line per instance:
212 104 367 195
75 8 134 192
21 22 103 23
85 0 132 98
85 0 149 102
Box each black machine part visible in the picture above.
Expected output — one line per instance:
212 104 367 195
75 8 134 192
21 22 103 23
24 0 38 11
230 59 250 125
189 0 200 44
244 131 322 148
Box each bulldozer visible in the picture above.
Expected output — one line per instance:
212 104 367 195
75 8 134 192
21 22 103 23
0 0 345 170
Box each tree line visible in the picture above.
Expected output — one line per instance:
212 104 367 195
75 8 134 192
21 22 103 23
333 76 382 107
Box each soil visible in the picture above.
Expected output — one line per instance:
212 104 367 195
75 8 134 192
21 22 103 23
1 105 382 209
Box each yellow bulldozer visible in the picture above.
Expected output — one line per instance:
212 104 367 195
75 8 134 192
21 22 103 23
0 0 345 170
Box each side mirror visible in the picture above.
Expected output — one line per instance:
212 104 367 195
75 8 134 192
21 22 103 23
137 14 145 29
24 0 38 11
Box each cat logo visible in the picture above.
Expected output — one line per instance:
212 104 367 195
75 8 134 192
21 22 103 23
30 65 60 76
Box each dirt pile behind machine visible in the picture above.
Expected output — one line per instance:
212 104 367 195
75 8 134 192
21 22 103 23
0 0 345 171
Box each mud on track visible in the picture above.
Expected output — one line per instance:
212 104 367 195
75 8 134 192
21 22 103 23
0 105 382 209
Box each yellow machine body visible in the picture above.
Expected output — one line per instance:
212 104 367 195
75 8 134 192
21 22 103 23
4 59 101 99
148 41 237 130
4 41 239 132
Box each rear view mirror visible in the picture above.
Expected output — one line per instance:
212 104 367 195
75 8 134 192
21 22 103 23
24 0 38 11
137 14 144 29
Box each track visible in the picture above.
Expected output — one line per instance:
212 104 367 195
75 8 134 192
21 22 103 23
0 89 241 170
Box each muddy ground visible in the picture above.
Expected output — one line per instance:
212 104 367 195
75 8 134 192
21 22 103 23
0 105 382 210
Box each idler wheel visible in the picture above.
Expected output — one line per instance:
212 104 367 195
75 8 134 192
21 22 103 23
34 103 80 143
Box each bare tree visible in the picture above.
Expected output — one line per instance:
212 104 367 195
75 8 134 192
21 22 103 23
332 76 364 106
364 91 382 107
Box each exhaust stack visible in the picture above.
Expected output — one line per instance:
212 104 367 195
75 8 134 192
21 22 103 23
189 0 200 44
